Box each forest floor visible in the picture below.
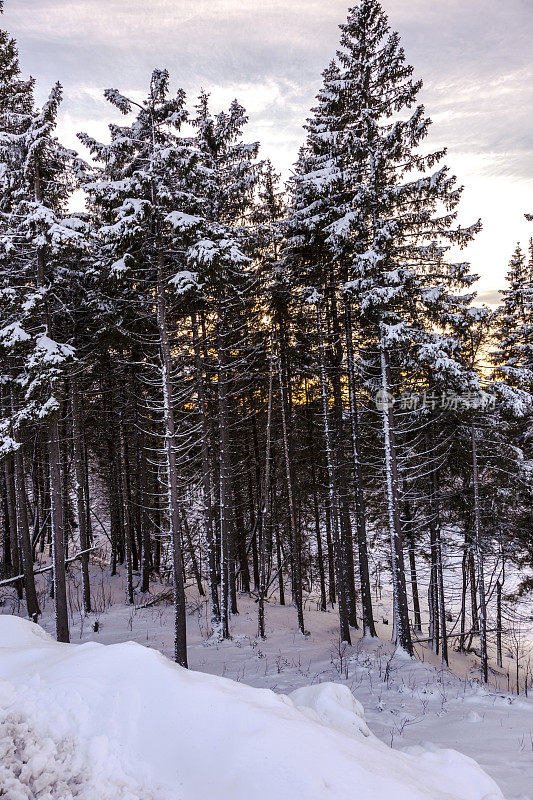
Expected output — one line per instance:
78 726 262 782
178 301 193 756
1 560 532 798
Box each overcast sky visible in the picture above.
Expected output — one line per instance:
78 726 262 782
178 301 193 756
3 0 532 300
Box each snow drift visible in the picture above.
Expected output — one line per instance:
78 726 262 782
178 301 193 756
0 617 504 800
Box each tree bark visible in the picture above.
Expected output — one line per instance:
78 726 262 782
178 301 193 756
49 418 69 642
119 409 134 606
278 339 305 635
305 382 327 613
258 335 274 639
216 290 232 640
378 337 412 655
191 311 220 631
3 456 22 597
70 380 91 613
404 501 422 633
327 274 357 628
13 445 40 621
316 301 351 644
471 421 488 683
156 255 187 666
345 302 376 636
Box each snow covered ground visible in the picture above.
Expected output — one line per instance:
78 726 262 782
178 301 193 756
0 615 514 800
1 565 532 799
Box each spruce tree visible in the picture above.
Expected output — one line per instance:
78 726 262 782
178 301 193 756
188 93 262 637
287 0 481 654
492 243 533 404
79 70 203 666
0 13 86 640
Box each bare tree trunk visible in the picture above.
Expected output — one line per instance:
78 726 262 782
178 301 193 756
428 558 439 654
404 501 422 633
345 302 376 636
278 339 305 635
305 382 327 613
38 449 50 556
156 256 187 666
119 411 134 606
428 451 448 665
81 424 93 546
13 444 40 621
496 578 503 669
60 412 72 561
316 301 350 644
324 485 336 605
378 336 412 655
70 380 91 613
458 547 468 652
191 311 220 631
3 456 22 598
138 430 151 594
274 521 285 605
33 162 68 640
102 365 120 575
248 395 262 593
232 469 250 595
216 290 232 640
49 419 69 642
471 422 488 682
327 275 357 628
258 335 274 639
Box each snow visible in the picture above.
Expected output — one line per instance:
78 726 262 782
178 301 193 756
288 682 373 739
305 287 322 304
0 321 30 347
27 334 75 366
0 616 507 800
165 211 201 231
110 256 130 276
169 269 200 294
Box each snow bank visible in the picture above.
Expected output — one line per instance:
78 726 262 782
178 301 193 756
0 617 504 800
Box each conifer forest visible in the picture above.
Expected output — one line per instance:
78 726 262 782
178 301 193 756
0 2 532 798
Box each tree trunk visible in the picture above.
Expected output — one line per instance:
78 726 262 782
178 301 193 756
33 163 68 641
49 419 69 642
345 302 376 636
70 380 91 613
458 546 468 652
13 445 40 621
404 501 422 633
232 470 250 595
3 456 22 597
471 422 488 683
138 430 151 594
217 291 232 640
156 255 187 666
327 274 357 628
496 578 503 669
191 311 220 631
378 337 412 655
428 451 448 665
119 411 134 606
316 301 351 644
305 382 327 613
324 488 336 605
278 339 305 635
258 336 274 639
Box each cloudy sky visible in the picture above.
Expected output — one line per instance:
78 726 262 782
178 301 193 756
3 0 532 300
